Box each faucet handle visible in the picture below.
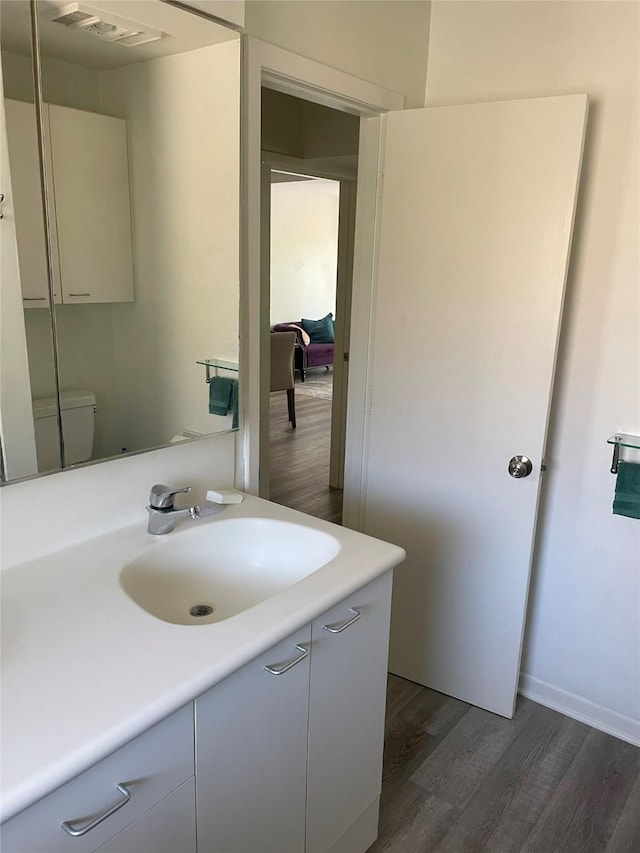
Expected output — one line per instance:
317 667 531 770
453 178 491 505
149 483 191 509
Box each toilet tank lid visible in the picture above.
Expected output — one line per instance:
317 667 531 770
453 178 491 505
32 391 96 419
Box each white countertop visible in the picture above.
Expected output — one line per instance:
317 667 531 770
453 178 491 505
0 495 404 823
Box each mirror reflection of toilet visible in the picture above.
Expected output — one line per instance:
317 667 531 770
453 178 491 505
32 391 96 473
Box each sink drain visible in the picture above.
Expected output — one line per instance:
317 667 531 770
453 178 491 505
189 604 214 618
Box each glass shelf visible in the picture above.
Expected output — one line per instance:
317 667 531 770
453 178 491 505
607 434 640 449
197 359 239 372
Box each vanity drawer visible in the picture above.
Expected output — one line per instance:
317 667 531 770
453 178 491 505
94 777 196 853
1 704 194 853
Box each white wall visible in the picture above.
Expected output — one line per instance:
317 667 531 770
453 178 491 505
1 52 102 111
245 0 431 107
100 39 241 450
178 0 245 28
426 0 639 729
0 432 236 569
270 179 339 325
0 81 38 480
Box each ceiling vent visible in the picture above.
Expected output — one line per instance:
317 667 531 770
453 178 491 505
47 3 163 47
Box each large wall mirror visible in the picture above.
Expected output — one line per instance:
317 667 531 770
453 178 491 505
0 0 240 484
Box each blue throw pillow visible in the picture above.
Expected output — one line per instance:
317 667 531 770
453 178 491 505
302 313 335 343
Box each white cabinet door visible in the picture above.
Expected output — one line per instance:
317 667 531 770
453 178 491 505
93 778 196 853
48 105 134 304
0 705 194 853
365 95 587 717
195 626 311 853
4 99 58 307
306 572 393 853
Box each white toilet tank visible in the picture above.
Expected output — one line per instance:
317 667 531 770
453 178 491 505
32 391 96 472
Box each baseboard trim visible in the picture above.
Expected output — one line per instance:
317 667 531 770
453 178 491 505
519 674 640 747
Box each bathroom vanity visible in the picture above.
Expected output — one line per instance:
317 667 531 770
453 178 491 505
0 494 404 853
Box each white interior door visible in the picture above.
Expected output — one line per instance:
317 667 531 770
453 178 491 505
364 95 587 717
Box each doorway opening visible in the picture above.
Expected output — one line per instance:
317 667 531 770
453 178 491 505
261 88 359 524
269 171 340 522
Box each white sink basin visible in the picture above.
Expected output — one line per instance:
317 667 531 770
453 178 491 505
119 517 341 625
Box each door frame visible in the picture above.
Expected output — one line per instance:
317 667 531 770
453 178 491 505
330 177 356 490
239 35 404 523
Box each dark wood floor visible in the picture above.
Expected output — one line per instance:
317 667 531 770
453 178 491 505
269 383 342 524
372 674 640 853
269 383 639 853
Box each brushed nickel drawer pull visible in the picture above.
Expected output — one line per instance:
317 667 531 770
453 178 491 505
68 292 91 297
61 783 131 837
323 607 361 634
264 644 309 675
23 297 47 301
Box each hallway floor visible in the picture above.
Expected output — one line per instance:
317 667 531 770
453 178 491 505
371 674 640 853
269 377 342 524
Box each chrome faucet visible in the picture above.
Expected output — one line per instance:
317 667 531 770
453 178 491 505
146 484 227 535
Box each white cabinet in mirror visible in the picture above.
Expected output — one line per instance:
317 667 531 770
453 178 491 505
0 0 241 484
5 99 135 307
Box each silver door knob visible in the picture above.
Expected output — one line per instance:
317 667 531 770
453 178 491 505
508 456 533 478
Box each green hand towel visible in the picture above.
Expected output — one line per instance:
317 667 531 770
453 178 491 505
209 376 234 416
613 461 640 520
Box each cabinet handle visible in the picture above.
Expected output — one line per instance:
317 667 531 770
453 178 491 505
61 783 131 837
68 292 91 297
323 607 361 634
23 297 47 301
264 644 309 675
